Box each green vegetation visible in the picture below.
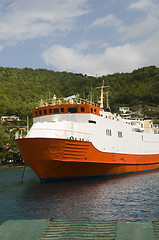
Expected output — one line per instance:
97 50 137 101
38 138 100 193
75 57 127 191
0 65 159 164
0 122 22 165
0 65 159 118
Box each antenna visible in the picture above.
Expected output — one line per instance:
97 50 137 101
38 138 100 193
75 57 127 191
105 90 110 111
39 99 43 107
89 82 93 104
27 116 29 133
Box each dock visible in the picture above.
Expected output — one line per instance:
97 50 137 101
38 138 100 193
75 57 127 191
0 219 159 239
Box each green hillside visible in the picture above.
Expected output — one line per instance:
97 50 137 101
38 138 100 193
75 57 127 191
0 65 159 164
0 65 159 120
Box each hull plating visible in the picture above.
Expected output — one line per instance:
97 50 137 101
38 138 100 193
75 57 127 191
16 138 159 182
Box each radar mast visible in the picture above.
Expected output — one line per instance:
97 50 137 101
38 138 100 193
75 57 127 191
96 80 109 109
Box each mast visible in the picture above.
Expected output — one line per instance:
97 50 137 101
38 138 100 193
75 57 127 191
96 80 110 110
100 85 104 108
90 82 93 104
96 80 108 108
106 90 110 111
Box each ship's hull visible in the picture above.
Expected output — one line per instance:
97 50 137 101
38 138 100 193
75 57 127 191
16 138 159 183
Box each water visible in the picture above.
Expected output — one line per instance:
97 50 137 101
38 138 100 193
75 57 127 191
1 167 159 225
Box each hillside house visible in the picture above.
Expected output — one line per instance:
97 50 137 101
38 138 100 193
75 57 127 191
1 115 20 123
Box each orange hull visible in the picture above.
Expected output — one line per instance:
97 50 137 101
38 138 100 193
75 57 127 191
16 138 159 183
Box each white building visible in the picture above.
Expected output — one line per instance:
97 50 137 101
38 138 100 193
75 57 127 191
1 115 20 123
119 107 130 114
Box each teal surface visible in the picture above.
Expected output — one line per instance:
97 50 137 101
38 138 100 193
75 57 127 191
40 220 117 239
0 219 49 240
116 221 156 240
0 220 159 239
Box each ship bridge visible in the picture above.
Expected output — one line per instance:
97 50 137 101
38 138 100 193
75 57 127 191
32 94 103 124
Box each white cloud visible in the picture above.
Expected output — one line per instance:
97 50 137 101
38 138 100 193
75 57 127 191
1 0 159 74
91 14 122 28
0 0 89 48
0 44 3 51
120 0 159 42
42 27 159 76
42 45 94 74
41 43 140 75
73 41 93 52
137 31 159 64
90 1 159 43
118 15 159 40
128 0 159 21
41 0 159 75
128 0 154 12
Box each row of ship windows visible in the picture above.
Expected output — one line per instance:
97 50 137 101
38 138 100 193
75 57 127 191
106 129 123 138
88 121 123 138
35 107 97 116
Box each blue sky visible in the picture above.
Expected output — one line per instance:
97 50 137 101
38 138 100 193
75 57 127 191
0 0 159 76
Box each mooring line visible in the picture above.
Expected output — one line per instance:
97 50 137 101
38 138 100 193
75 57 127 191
20 165 26 183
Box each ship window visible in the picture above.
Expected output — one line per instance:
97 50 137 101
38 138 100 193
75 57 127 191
35 111 38 116
88 120 96 124
106 129 112 136
49 108 52 114
94 109 97 114
81 107 85 112
68 107 77 113
39 110 42 115
118 131 122 138
61 108 64 113
44 109 47 114
91 108 93 113
53 108 59 113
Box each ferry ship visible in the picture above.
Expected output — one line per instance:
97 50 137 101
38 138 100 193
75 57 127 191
15 84 159 183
